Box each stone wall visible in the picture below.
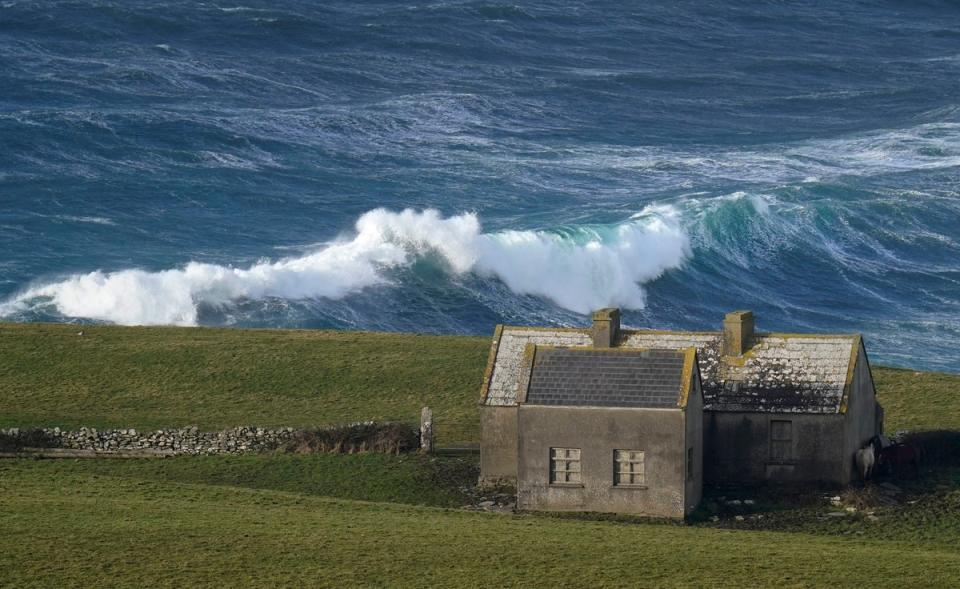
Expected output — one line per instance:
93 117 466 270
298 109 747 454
0 423 409 455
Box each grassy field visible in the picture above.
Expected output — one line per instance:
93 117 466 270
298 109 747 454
2 322 960 586
0 456 960 587
873 365 960 431
0 322 489 443
2 322 959 436
1 456 959 588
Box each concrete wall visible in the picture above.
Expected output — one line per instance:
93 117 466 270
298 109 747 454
842 342 881 484
479 405 518 485
517 406 690 518
703 411 846 485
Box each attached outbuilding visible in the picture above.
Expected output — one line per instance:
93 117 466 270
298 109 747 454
516 346 703 518
479 308 883 495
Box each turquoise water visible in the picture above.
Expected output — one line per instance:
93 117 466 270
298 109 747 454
2 1 960 370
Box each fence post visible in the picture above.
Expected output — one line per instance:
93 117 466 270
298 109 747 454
420 406 433 454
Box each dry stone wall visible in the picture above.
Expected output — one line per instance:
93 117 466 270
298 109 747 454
2 425 300 455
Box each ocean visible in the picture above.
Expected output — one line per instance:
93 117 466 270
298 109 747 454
2 0 959 371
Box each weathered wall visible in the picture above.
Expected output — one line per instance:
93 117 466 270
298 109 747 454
703 411 846 485
517 406 689 518
479 406 518 484
842 342 881 483
684 375 703 515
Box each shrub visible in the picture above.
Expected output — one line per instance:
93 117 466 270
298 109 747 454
282 422 419 455
0 429 62 452
900 430 960 466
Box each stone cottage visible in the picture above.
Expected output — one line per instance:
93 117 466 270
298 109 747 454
479 308 883 496
516 345 703 517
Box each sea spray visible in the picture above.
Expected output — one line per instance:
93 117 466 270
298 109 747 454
1 207 690 325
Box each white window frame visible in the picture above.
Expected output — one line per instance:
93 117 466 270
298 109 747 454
550 447 582 484
614 449 646 487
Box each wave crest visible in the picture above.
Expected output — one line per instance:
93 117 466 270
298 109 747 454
0 207 690 325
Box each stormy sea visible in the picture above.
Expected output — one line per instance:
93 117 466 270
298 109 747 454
2 1 960 371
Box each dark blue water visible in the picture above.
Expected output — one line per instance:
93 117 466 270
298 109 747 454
2 1 960 371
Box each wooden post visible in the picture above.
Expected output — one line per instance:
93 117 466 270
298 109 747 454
420 406 433 454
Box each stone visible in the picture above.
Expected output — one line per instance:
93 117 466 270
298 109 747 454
734 515 744 522
420 406 434 454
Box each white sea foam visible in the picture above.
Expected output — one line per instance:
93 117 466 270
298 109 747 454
0 207 690 325
515 121 960 188
54 215 116 226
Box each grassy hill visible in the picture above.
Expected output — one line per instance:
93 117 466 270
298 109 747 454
2 322 959 435
2 322 960 586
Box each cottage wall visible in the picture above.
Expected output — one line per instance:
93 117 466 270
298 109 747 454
684 374 704 514
703 411 846 485
479 405 518 485
841 342 880 484
478 314 884 493
517 406 689 517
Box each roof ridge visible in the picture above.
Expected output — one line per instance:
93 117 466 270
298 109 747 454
501 325 862 340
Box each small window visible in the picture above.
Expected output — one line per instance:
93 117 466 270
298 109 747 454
770 420 792 461
687 447 694 480
550 447 581 484
614 449 645 486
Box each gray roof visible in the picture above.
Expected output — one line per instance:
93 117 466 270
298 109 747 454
480 326 862 414
524 348 690 409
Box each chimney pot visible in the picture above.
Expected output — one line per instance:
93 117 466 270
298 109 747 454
723 310 754 356
591 308 621 348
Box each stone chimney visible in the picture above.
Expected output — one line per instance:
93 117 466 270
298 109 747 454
591 308 621 348
722 310 754 357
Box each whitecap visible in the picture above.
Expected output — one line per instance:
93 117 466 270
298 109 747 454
53 215 116 226
0 207 690 325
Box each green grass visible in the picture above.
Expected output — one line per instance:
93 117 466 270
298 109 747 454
2 322 960 586
0 452 479 508
0 322 488 442
873 365 960 431
1 457 958 588
2 322 958 439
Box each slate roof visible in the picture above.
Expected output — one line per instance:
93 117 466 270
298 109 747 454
524 348 692 409
480 326 861 414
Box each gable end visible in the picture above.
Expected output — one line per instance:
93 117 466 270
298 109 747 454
478 324 504 405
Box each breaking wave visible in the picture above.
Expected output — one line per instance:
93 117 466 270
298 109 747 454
0 207 690 325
